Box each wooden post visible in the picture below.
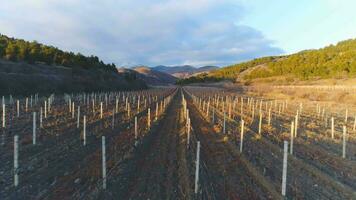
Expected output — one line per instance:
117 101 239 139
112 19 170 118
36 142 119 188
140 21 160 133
342 126 346 158
77 106 80 128
2 103 5 128
281 141 288 196
353 115 356 131
17 100 19 117
155 102 158 121
14 135 19 187
135 116 138 145
240 119 244 153
331 117 334 139
83 116 86 146
100 102 103 119
345 109 348 124
69 98 71 113
92 99 95 114
258 111 262 134
102 136 107 189
194 141 200 194
115 98 119 113
33 112 36 145
25 98 28 112
187 118 191 149
45 100 47 119
137 97 140 113
290 121 294 154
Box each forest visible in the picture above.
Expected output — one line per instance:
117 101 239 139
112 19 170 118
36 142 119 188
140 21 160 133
0 34 116 72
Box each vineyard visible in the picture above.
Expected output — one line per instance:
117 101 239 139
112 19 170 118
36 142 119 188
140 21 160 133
0 86 355 199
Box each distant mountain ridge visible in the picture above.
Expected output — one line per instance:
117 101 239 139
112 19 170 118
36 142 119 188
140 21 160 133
118 66 177 86
152 65 218 78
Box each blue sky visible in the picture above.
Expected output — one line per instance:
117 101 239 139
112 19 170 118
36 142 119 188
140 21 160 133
1 0 355 67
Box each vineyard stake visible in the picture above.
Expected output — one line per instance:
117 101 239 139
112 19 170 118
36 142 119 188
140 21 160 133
137 97 140 113
83 116 86 146
115 98 119 113
353 115 356 131
290 121 294 154
17 100 19 117
345 109 348 123
25 98 28 112
135 116 138 146
14 135 19 187
102 136 107 189
100 102 103 119
342 126 346 158
240 119 244 153
45 100 47 119
331 117 334 139
77 106 80 128
2 103 5 128
258 111 262 134
33 112 36 145
281 141 288 196
69 98 71 113
194 141 200 194
155 102 158 121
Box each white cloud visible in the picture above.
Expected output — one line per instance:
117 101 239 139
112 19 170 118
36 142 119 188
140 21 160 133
0 0 282 66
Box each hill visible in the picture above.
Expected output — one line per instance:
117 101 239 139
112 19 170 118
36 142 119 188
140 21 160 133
152 65 218 78
178 38 356 84
118 66 177 86
0 34 147 94
0 59 146 95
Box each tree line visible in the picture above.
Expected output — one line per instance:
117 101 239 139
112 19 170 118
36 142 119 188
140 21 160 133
0 34 116 72
179 38 356 84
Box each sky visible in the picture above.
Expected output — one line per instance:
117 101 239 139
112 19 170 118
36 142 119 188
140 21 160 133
1 0 355 67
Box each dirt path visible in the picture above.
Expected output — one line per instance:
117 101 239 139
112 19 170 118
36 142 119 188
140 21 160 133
100 90 193 199
184 89 281 200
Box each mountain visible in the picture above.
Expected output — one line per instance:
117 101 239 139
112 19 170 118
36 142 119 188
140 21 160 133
178 38 356 84
118 66 177 86
0 34 147 94
152 65 218 78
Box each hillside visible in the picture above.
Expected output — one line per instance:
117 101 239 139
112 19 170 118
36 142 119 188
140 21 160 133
152 65 218 78
0 34 147 94
0 34 116 72
118 66 177 86
0 59 146 95
178 38 356 84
